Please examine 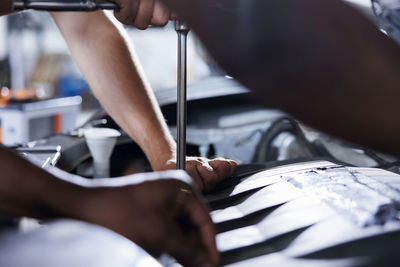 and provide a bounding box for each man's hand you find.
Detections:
[111,0,173,29]
[162,157,237,192]
[83,179,219,267]
[0,144,219,266]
